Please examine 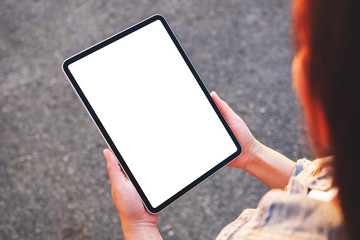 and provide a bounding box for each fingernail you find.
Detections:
[103,149,109,159]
